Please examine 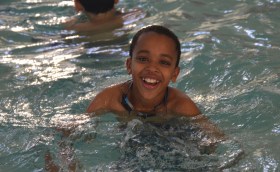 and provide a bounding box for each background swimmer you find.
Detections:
[63,0,143,33]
